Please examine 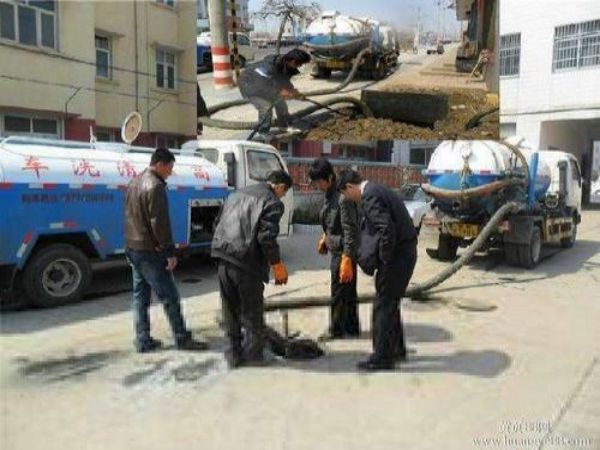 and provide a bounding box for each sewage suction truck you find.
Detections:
[303,10,398,80]
[422,138,582,268]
